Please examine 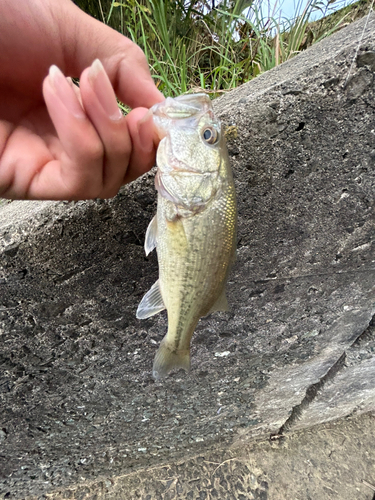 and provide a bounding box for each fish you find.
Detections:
[136,94,237,379]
